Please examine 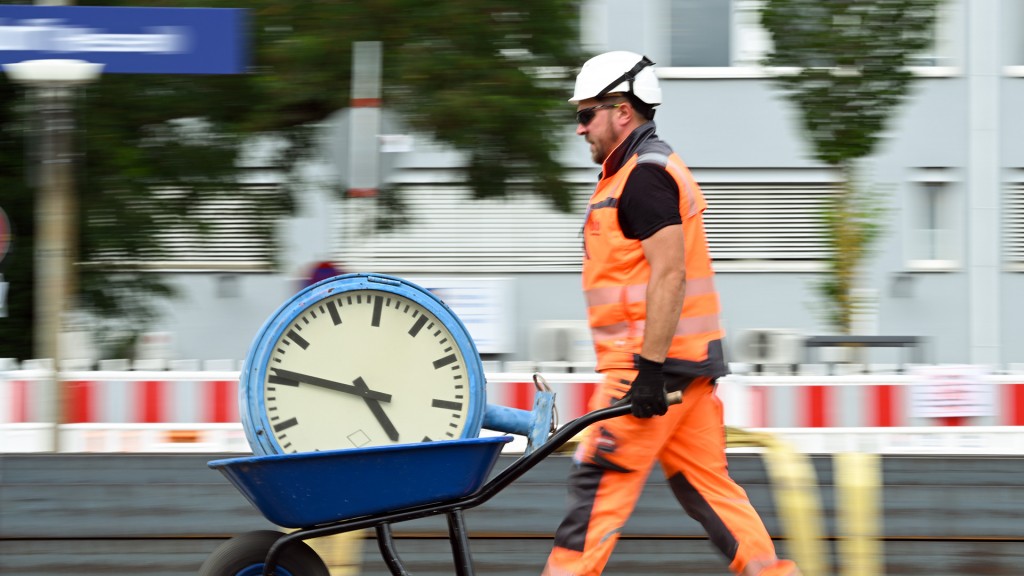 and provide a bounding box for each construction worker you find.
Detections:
[542,51,800,576]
